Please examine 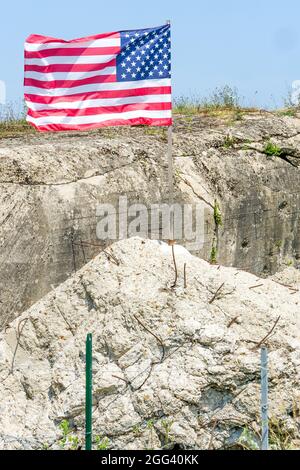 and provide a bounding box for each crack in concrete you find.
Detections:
[240,145,300,168]
[0,160,137,187]
[177,174,214,209]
